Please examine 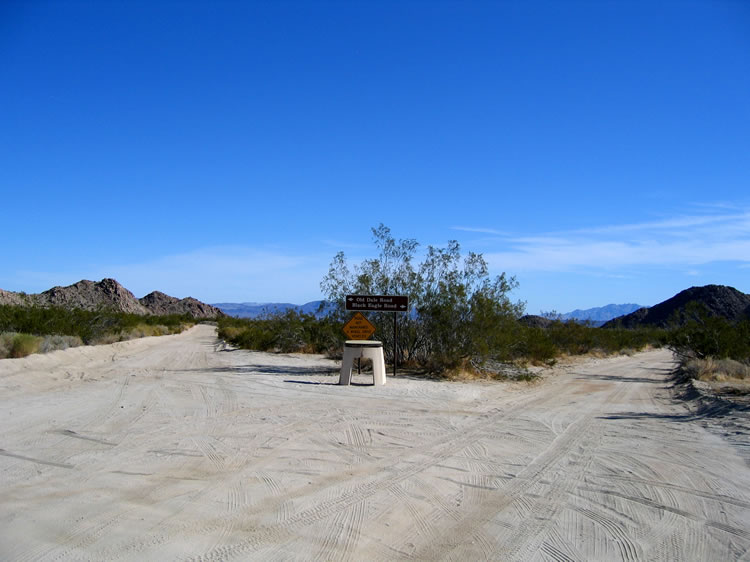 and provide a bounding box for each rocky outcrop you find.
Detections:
[140,291,224,318]
[0,279,223,319]
[38,278,150,314]
[603,285,750,329]
[0,288,29,307]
